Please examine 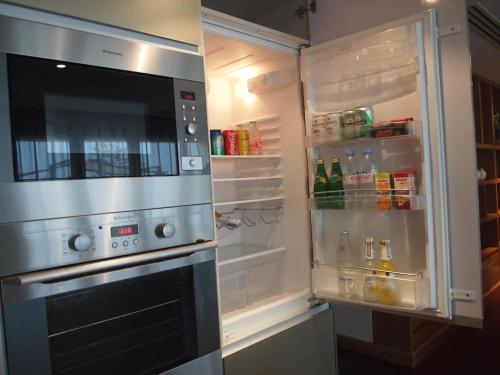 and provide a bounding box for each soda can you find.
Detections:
[210,129,224,155]
[237,129,250,155]
[223,130,238,155]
